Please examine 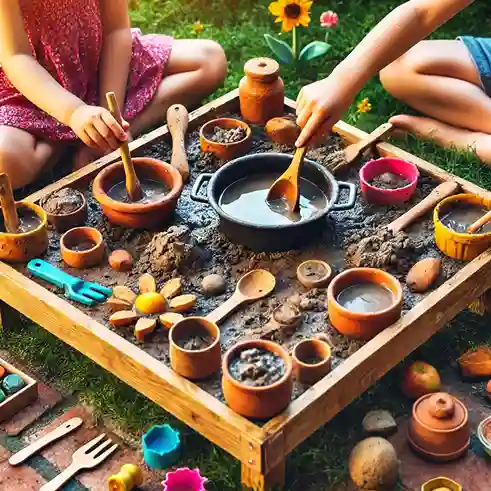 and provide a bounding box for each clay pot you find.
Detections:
[92,157,183,229]
[407,392,470,461]
[327,268,403,340]
[42,189,87,232]
[169,317,221,380]
[200,118,252,161]
[239,58,284,124]
[222,339,293,419]
[0,202,48,263]
[477,415,491,457]
[292,338,332,385]
[60,227,105,269]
